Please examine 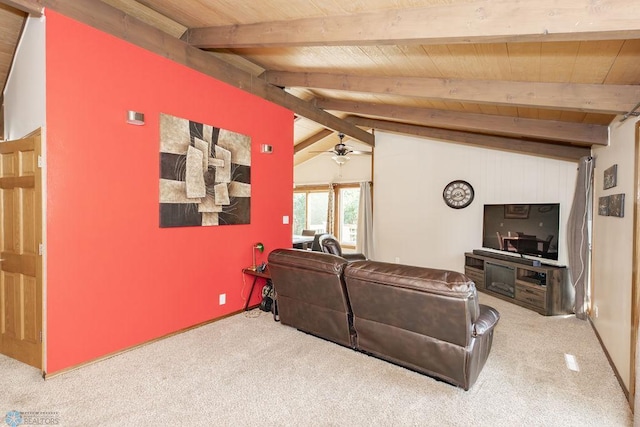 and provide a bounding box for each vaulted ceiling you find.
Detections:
[2,0,640,163]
